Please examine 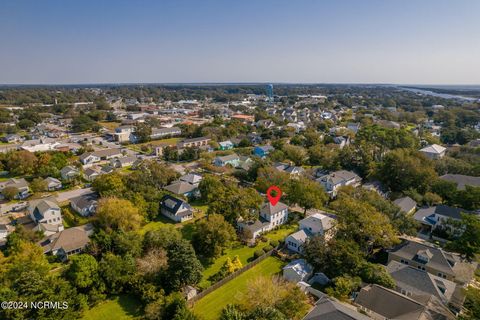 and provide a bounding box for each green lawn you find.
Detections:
[62,206,90,228]
[198,224,297,289]
[82,295,143,320]
[193,256,285,320]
